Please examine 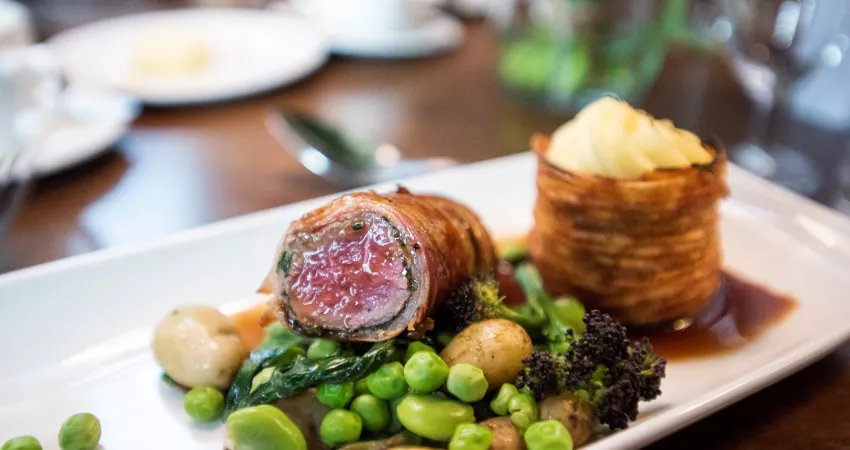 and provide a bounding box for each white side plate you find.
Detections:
[2,153,850,449]
[49,9,329,106]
